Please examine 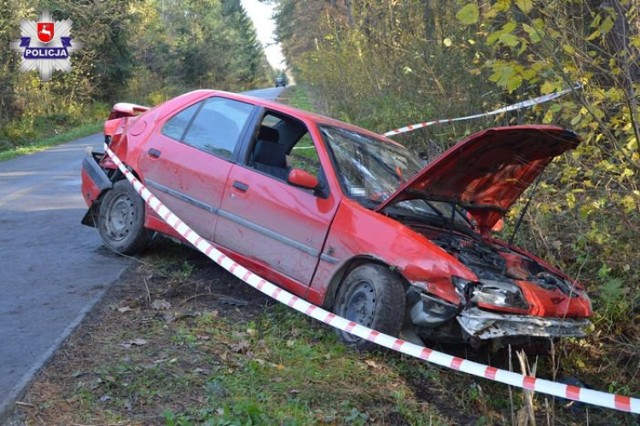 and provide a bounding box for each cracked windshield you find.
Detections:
[321,126,422,202]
